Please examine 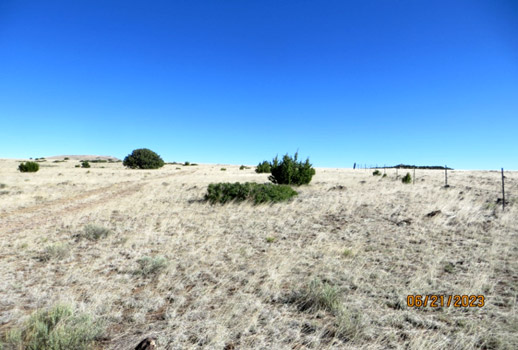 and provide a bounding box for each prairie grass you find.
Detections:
[0,304,103,350]
[0,160,516,349]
